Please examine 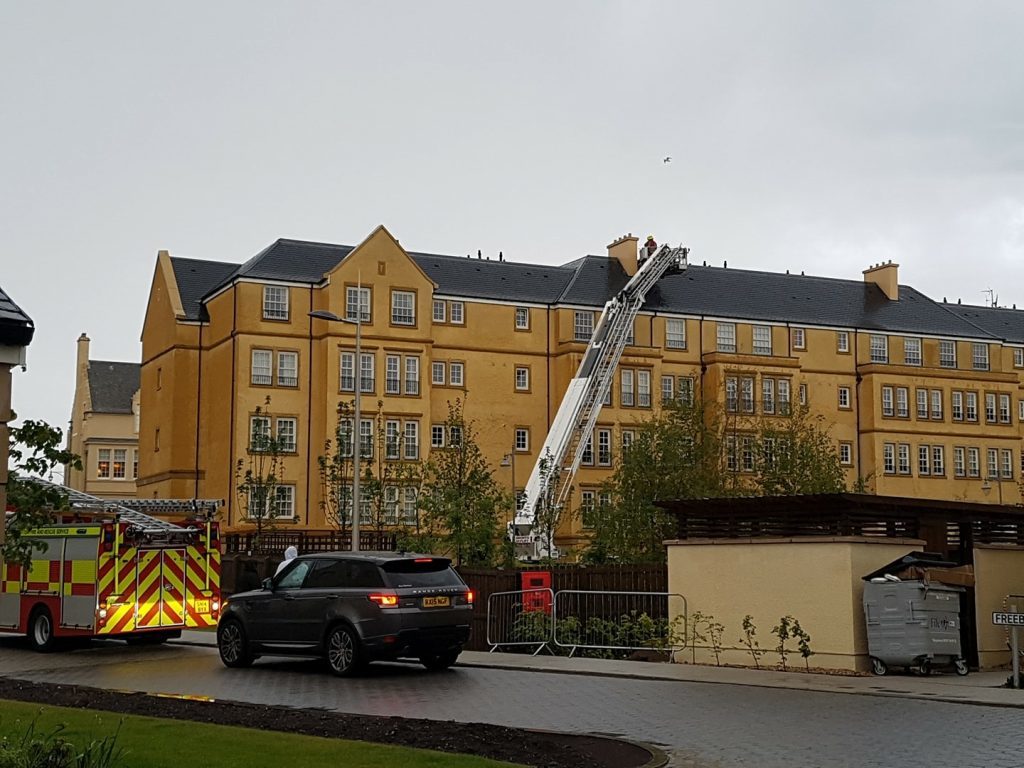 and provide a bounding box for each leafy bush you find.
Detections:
[506,609,682,660]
